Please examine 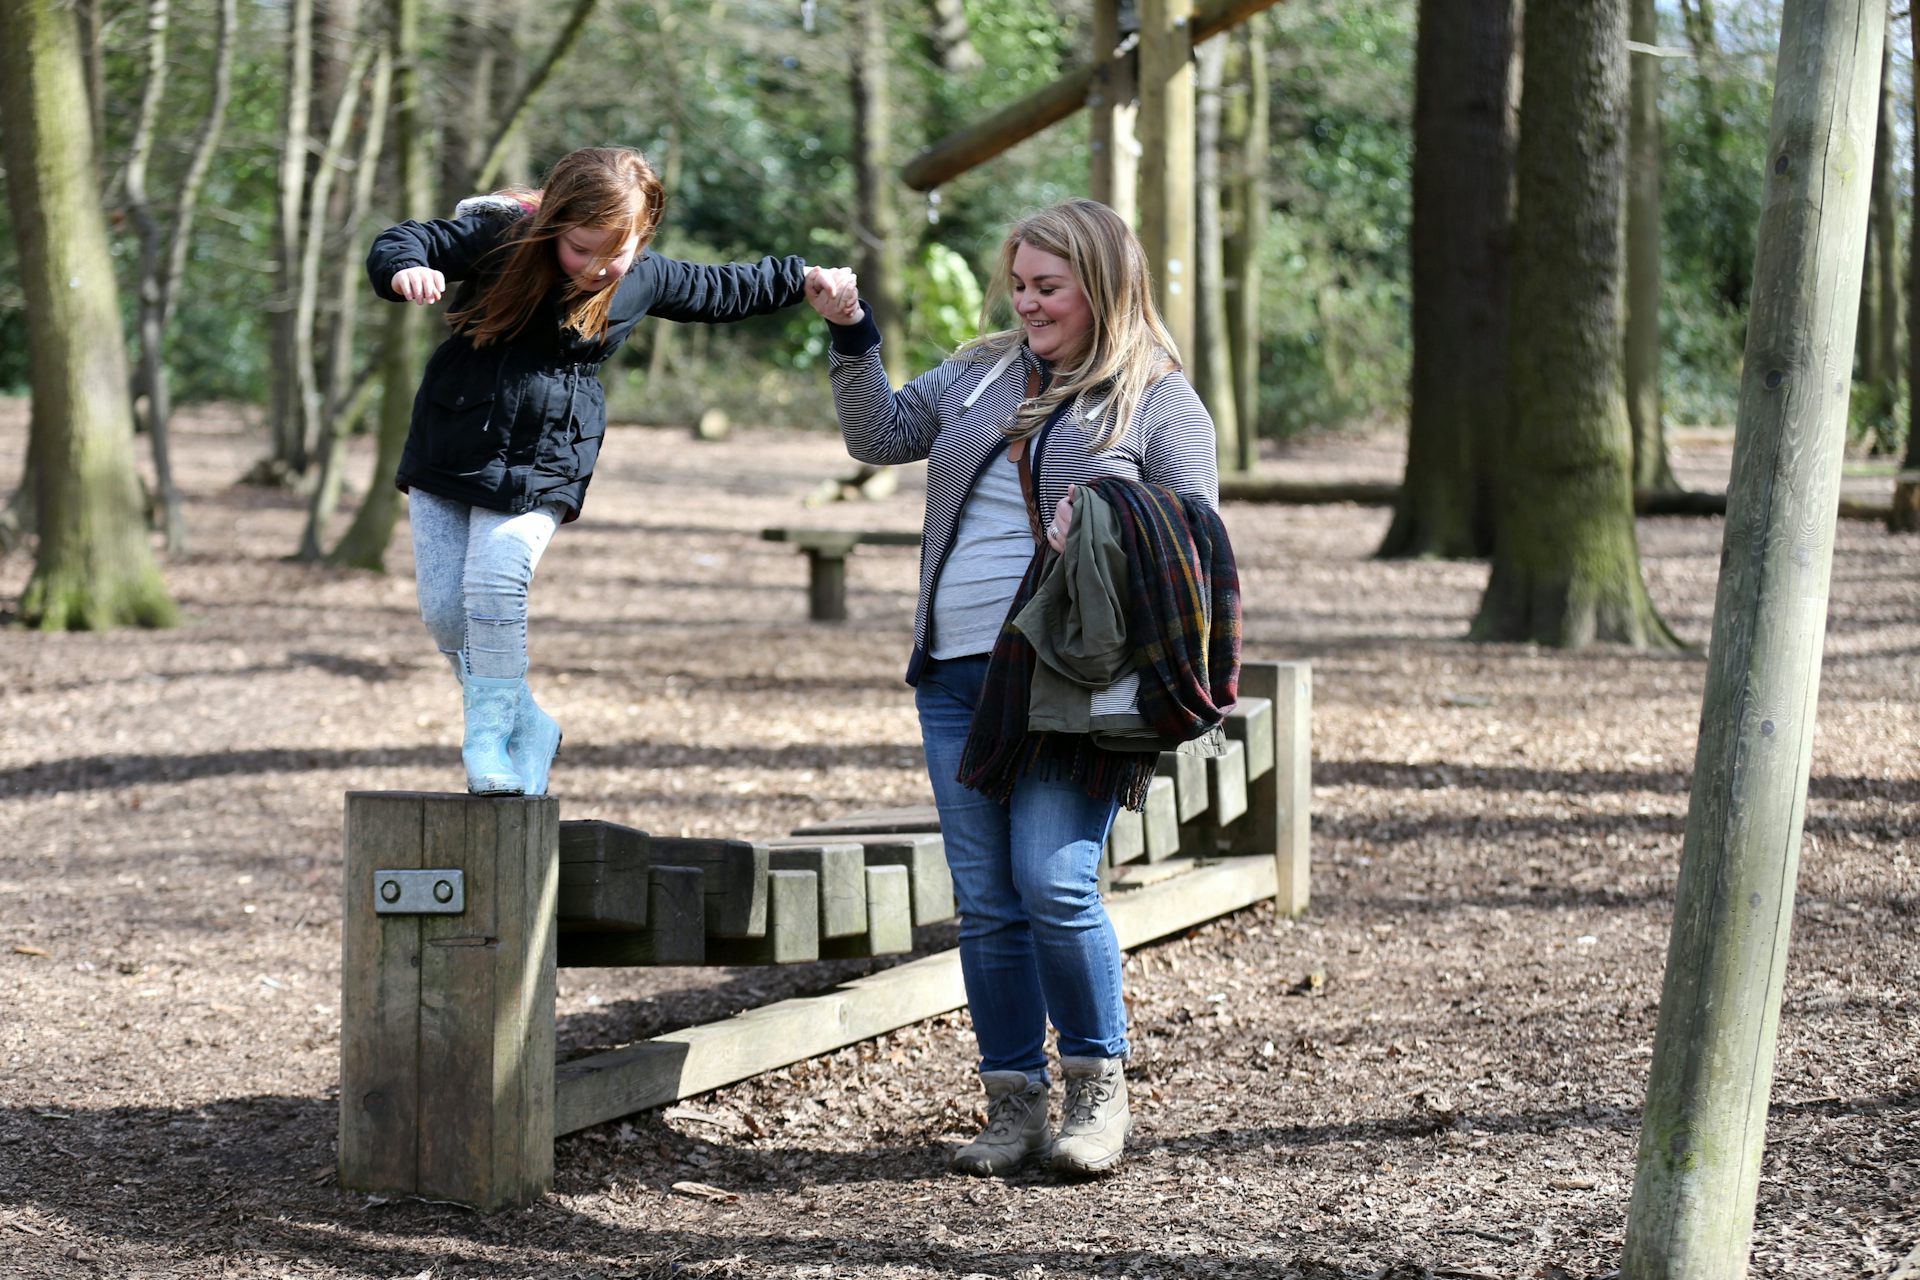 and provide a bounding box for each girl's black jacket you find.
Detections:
[368,200,809,518]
